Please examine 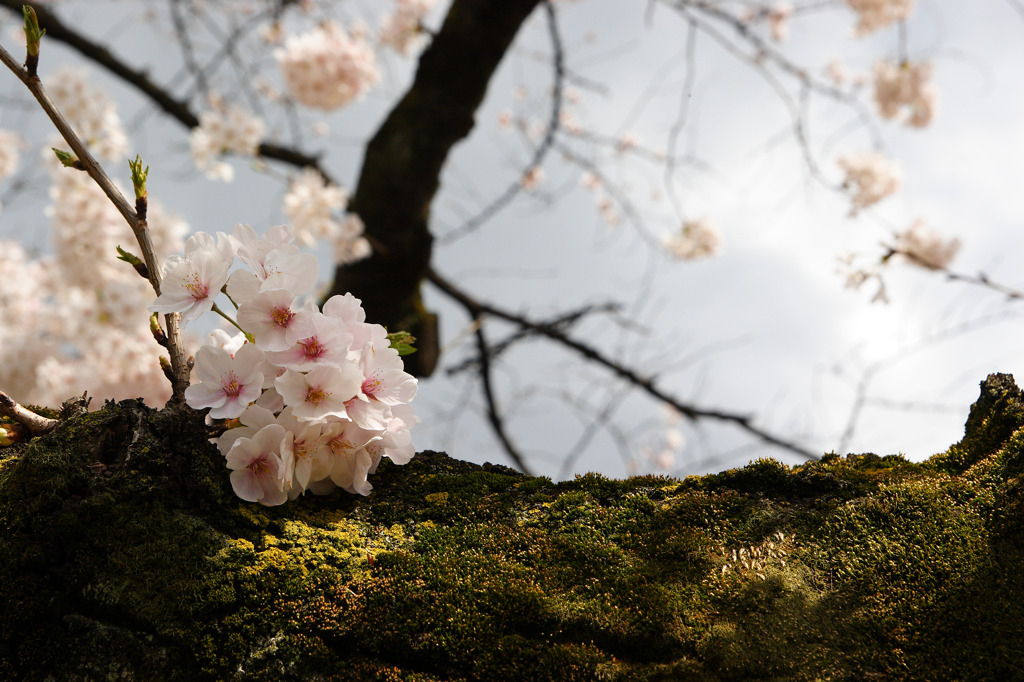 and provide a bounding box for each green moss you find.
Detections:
[3,378,1024,679]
